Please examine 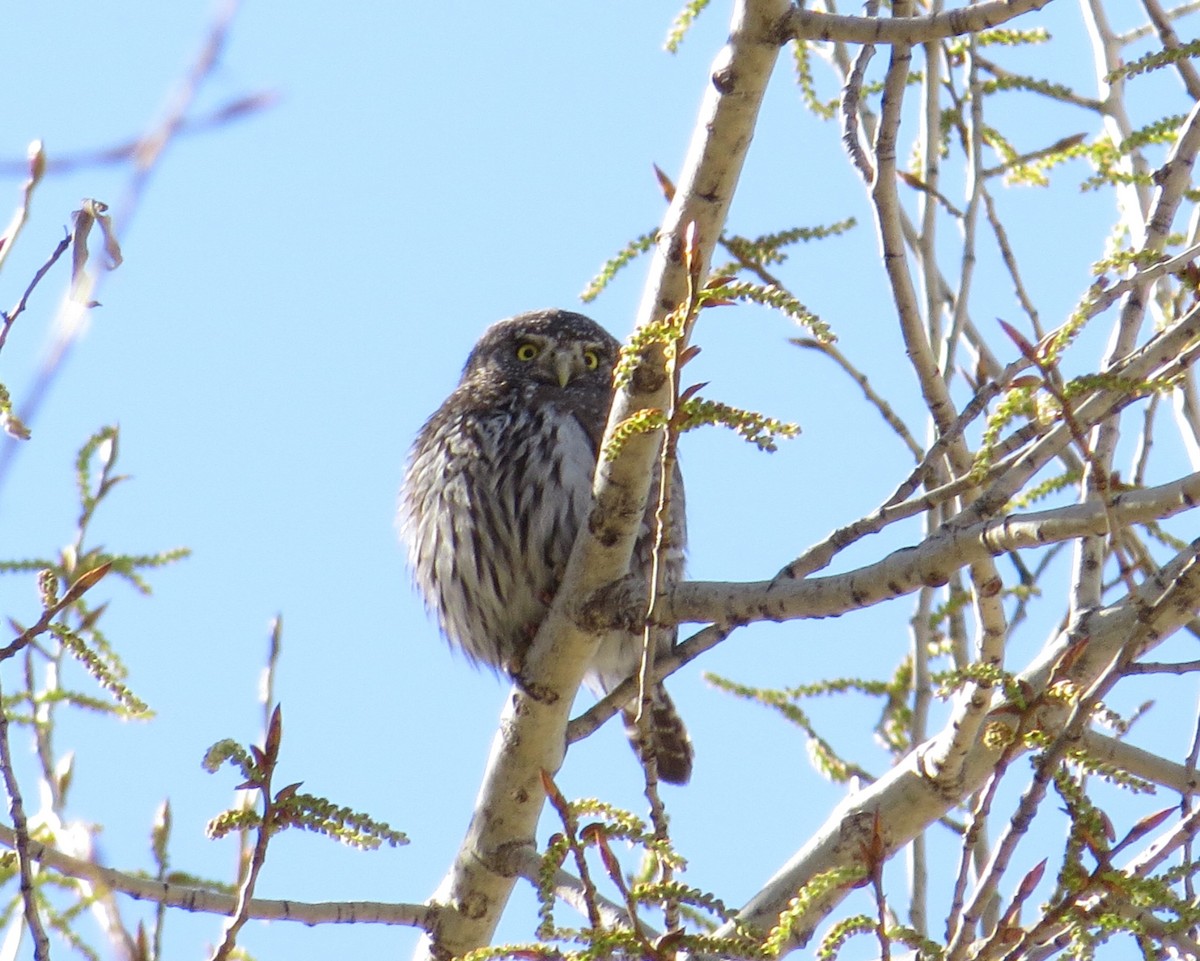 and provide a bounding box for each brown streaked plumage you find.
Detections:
[399,309,692,784]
